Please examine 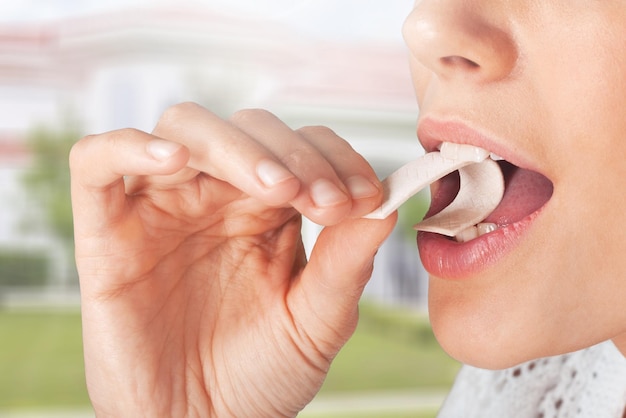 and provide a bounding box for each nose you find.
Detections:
[403,1,518,83]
